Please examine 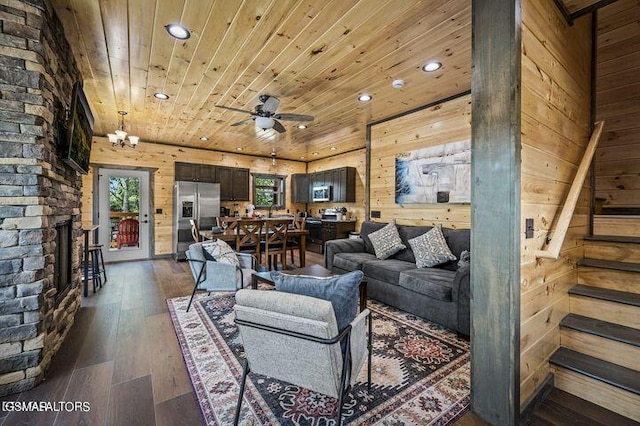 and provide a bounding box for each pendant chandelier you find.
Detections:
[108,111,139,148]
